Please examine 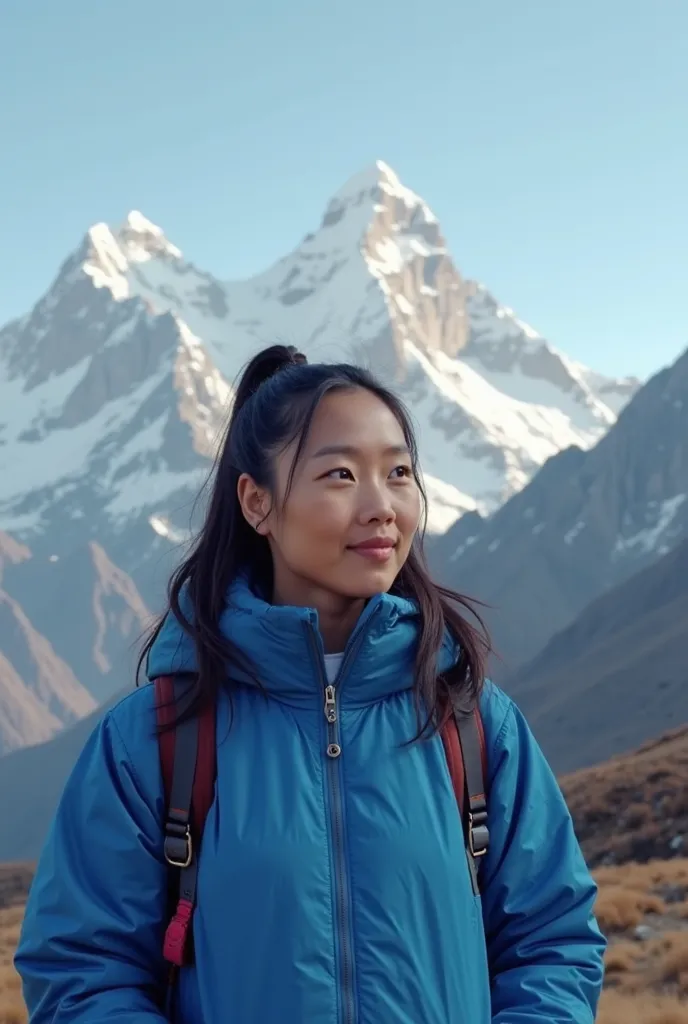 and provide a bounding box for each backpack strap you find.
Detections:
[154,675,216,979]
[440,705,489,895]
